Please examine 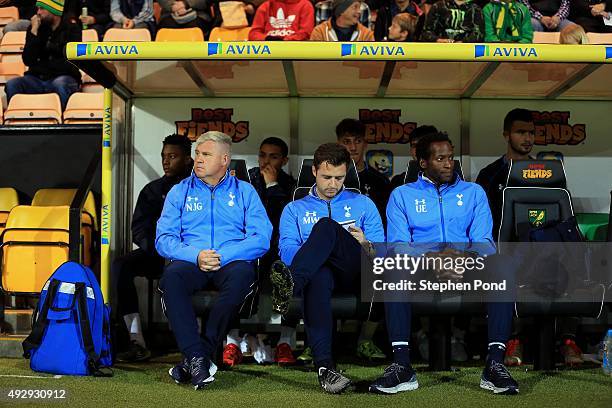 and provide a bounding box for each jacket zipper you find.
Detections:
[437,188,447,243]
[327,201,331,218]
[210,189,215,249]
